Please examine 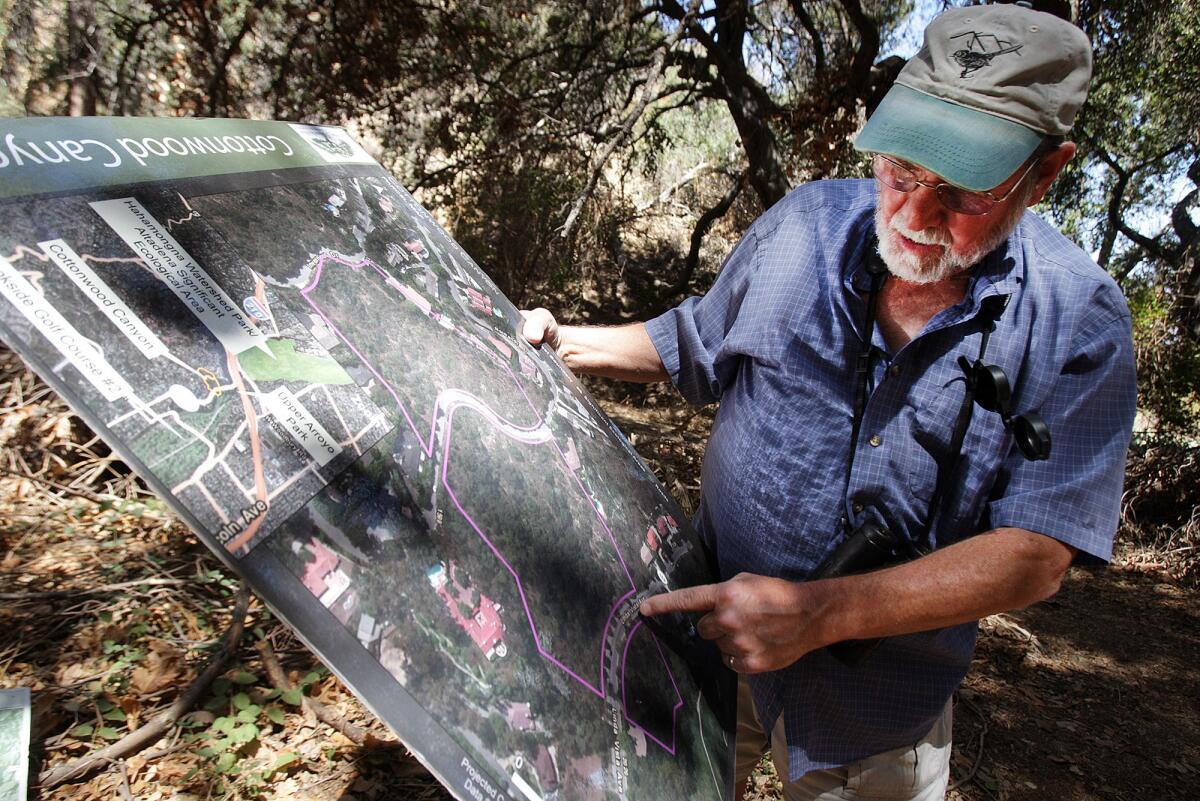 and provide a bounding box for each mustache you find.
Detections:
[889,221,951,247]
